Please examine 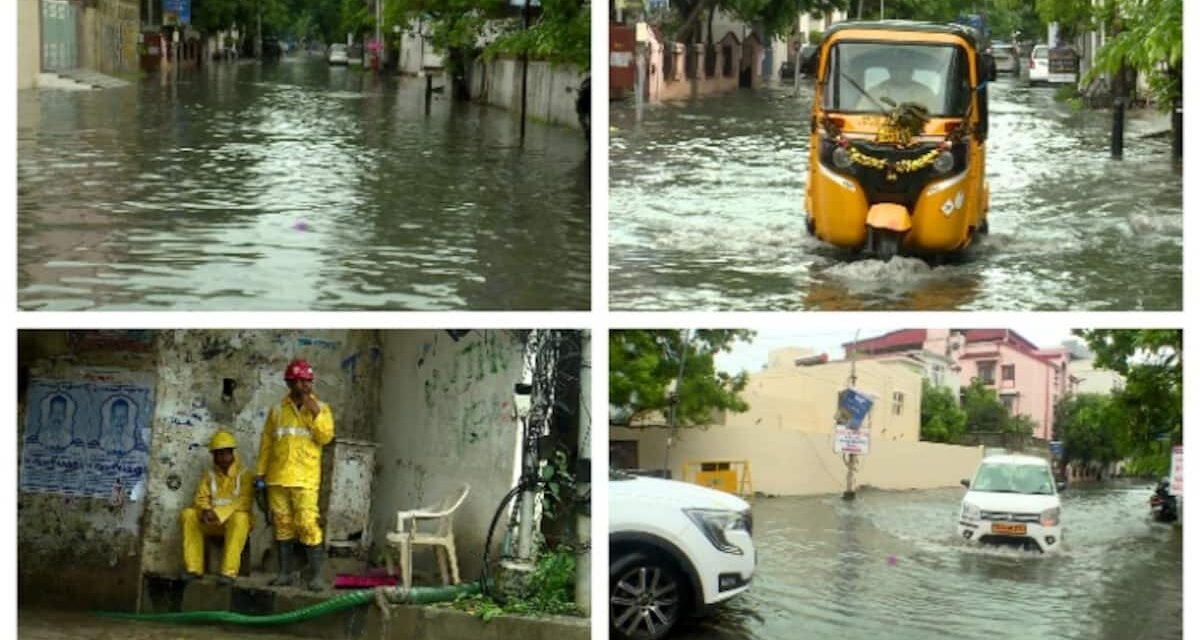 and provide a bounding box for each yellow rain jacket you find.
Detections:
[255,394,335,490]
[193,455,255,523]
